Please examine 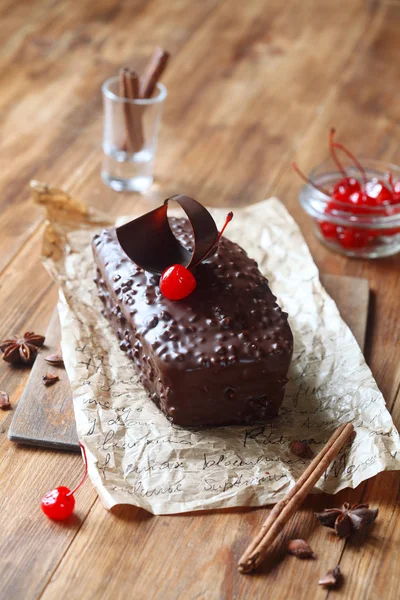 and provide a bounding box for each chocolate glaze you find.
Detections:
[92,218,293,427]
